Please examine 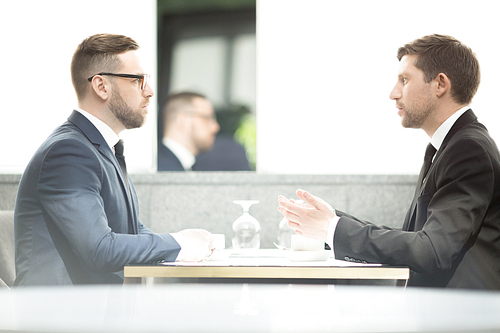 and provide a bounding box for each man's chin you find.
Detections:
[401,119,420,129]
[124,116,146,130]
